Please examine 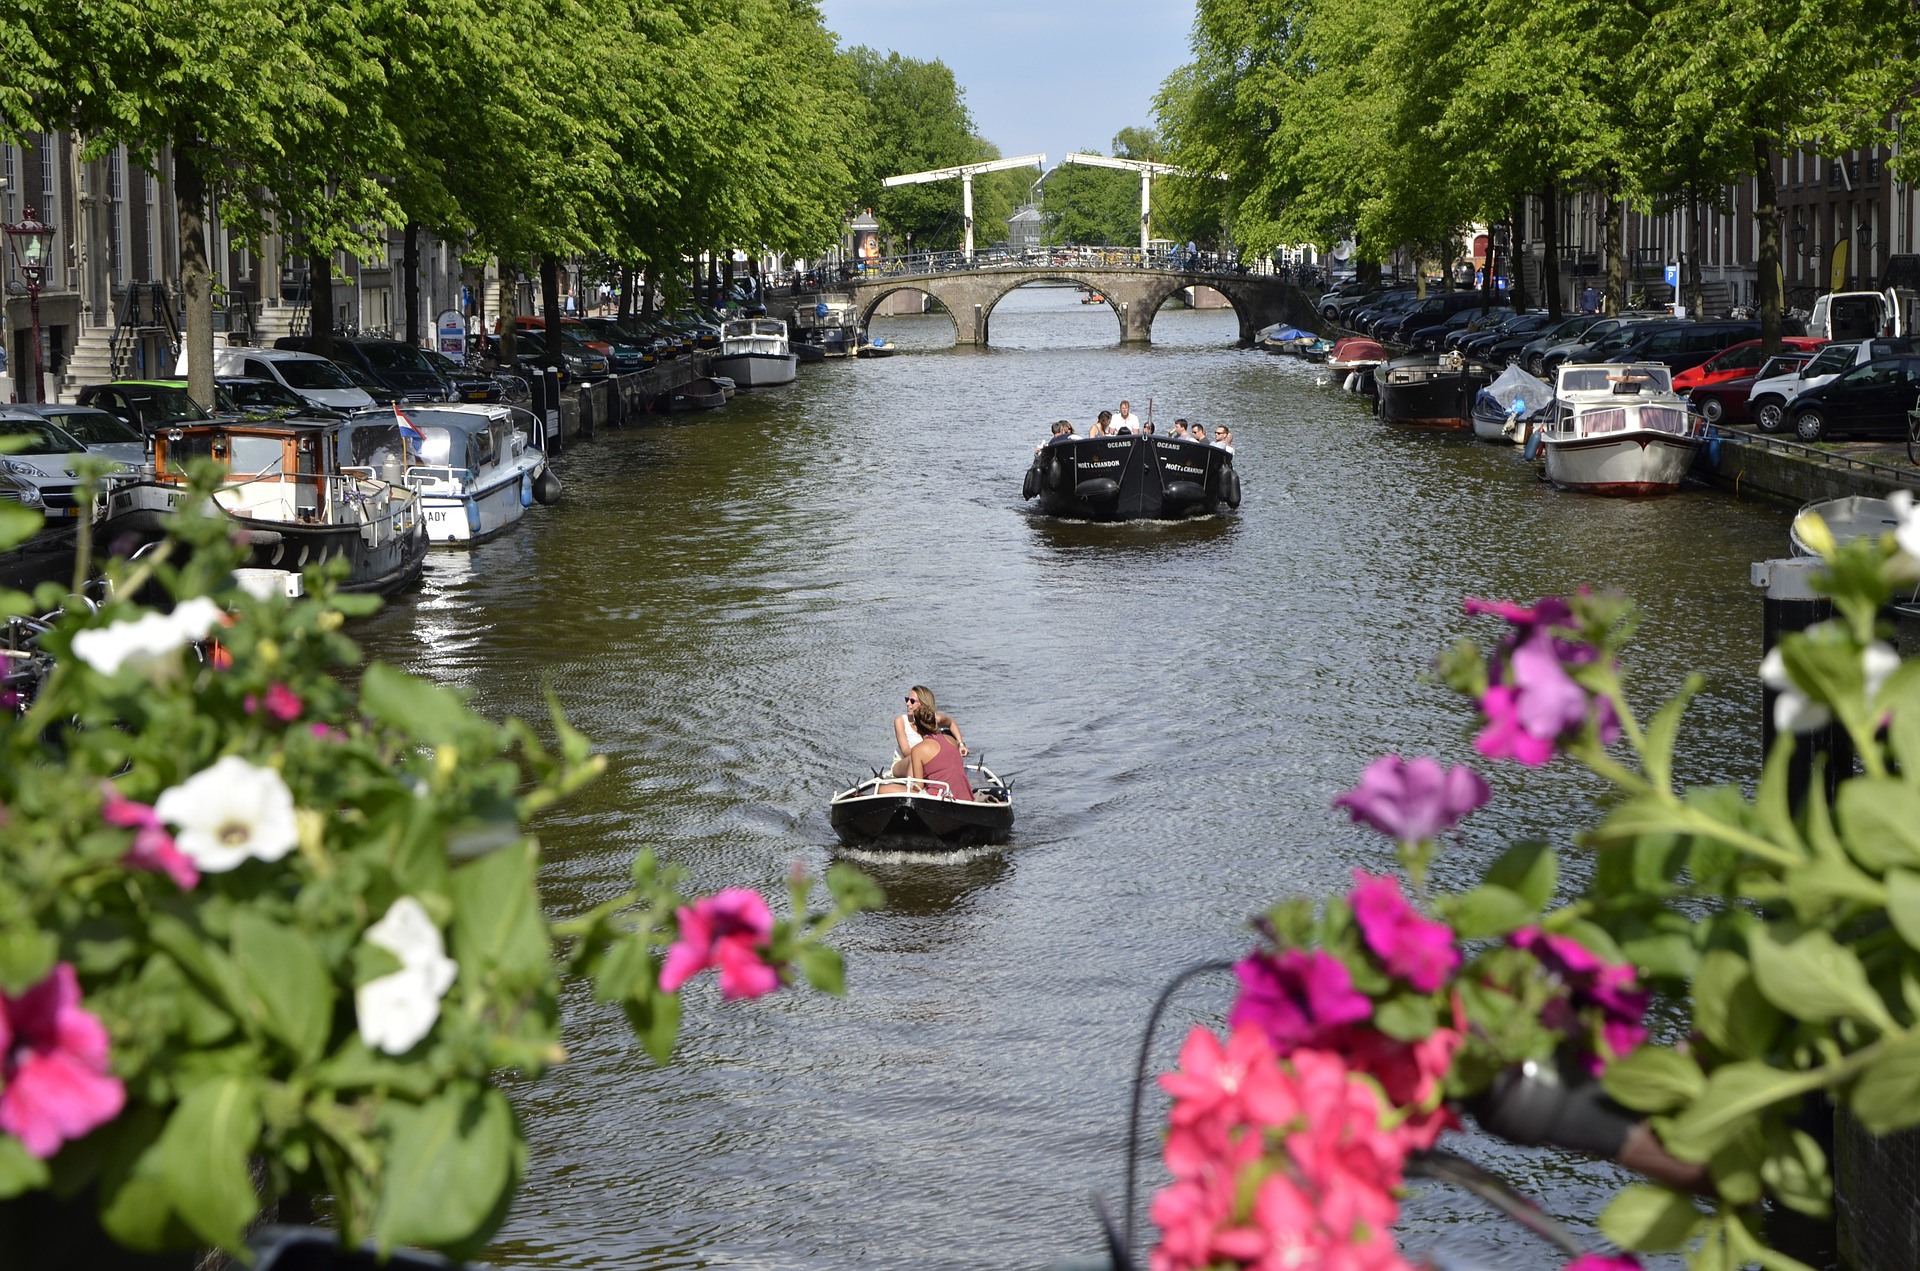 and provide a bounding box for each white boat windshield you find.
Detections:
[1558,363,1673,395]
